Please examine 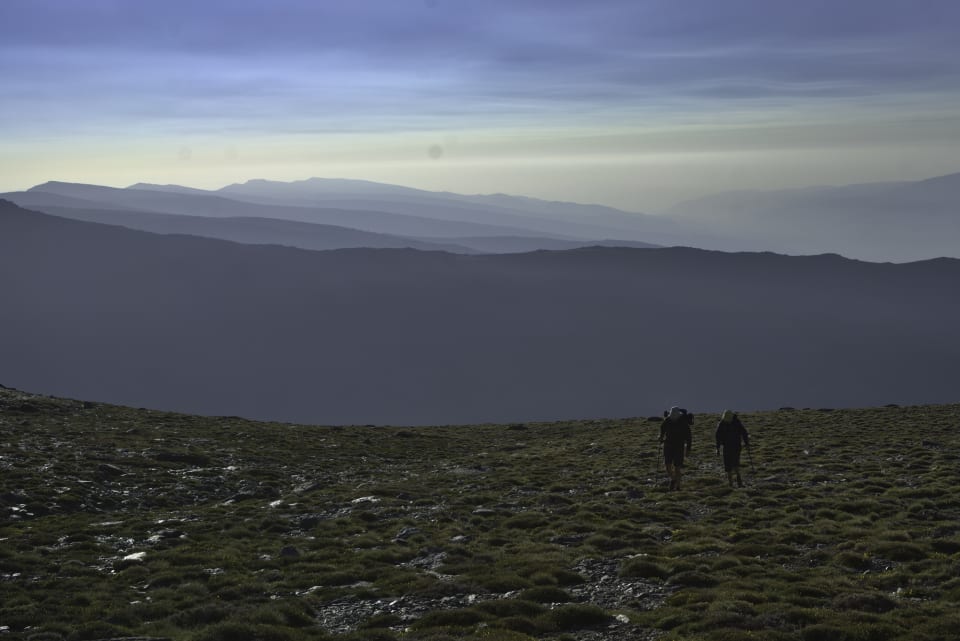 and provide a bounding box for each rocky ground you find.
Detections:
[4,385,960,641]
